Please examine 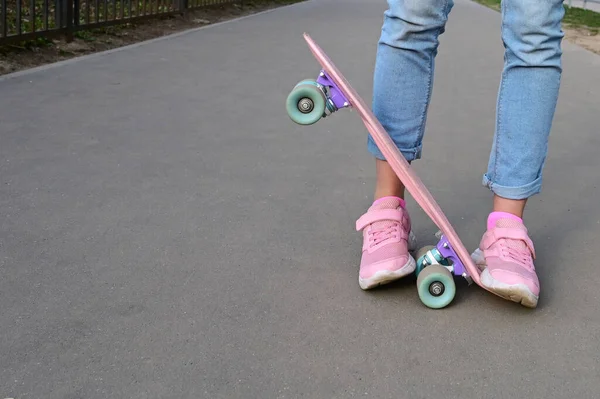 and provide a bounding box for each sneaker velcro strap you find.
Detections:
[356,209,405,231]
[483,227,536,259]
